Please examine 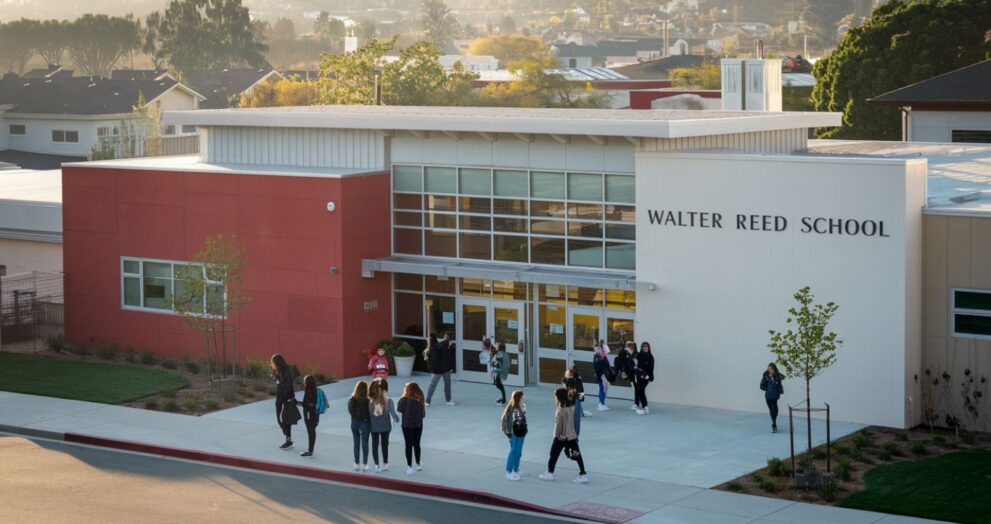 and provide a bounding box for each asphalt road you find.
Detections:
[0,435,571,524]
